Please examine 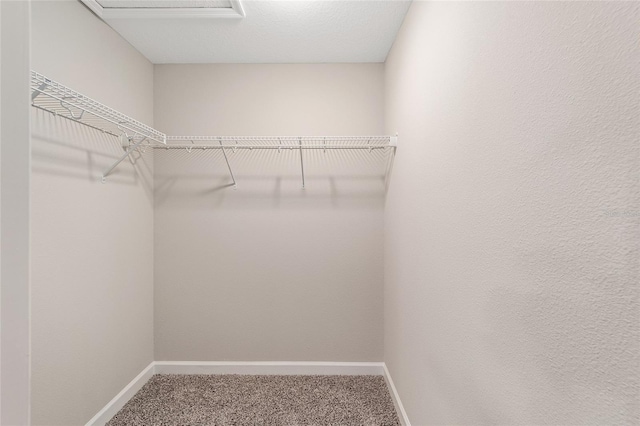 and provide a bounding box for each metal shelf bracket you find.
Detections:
[299,137,305,190]
[101,137,147,183]
[219,138,237,189]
